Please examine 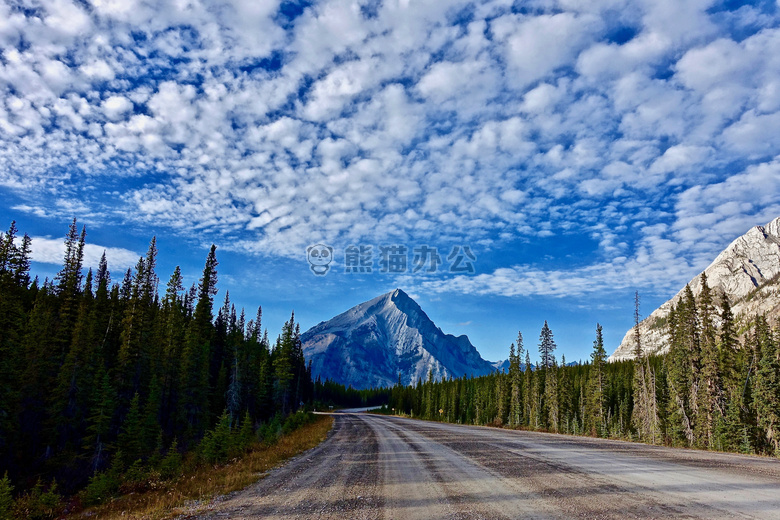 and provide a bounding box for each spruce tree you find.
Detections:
[538,321,556,369]
[179,245,218,439]
[509,336,522,427]
[524,350,533,427]
[753,317,780,455]
[696,273,721,448]
[586,323,607,435]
